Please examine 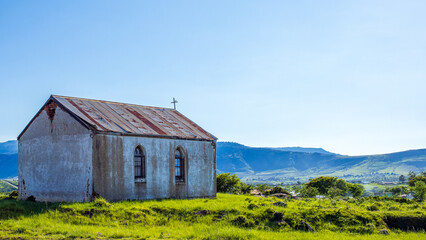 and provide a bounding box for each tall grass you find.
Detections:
[0,193,425,239]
